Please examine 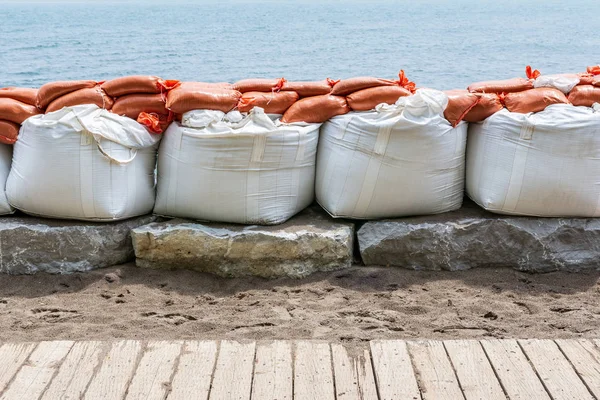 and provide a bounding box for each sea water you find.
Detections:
[0,0,598,89]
